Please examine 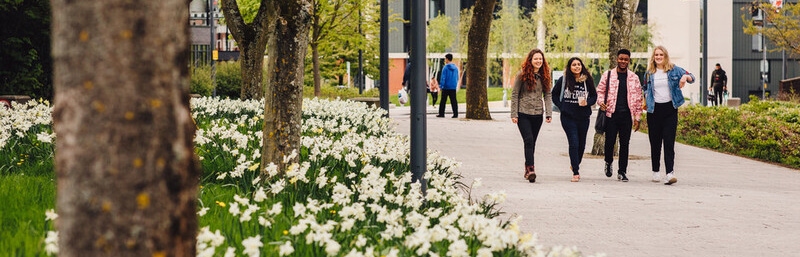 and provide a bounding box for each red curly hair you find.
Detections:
[520,49,551,92]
